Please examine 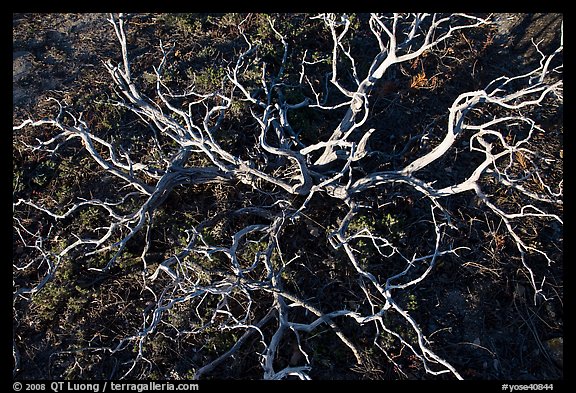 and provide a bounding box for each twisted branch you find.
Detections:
[13,13,562,380]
